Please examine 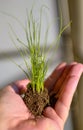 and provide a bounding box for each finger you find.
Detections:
[54,63,83,123]
[53,62,77,98]
[43,106,63,129]
[11,79,30,94]
[44,62,67,91]
[49,64,72,107]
